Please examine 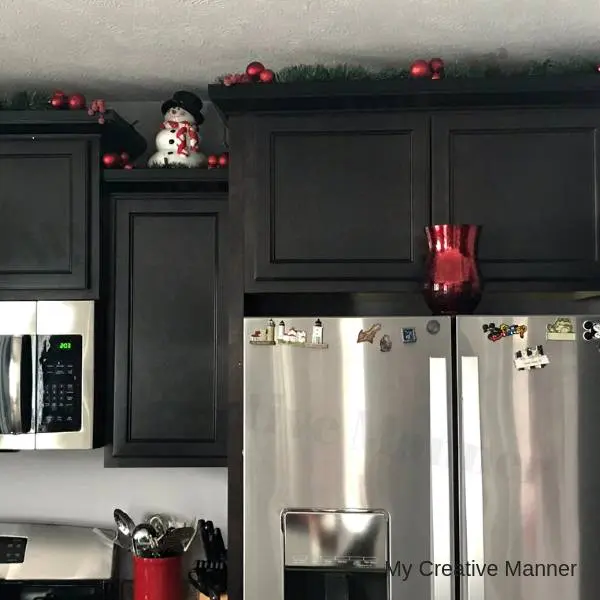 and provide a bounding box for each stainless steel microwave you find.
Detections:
[0,301,94,450]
